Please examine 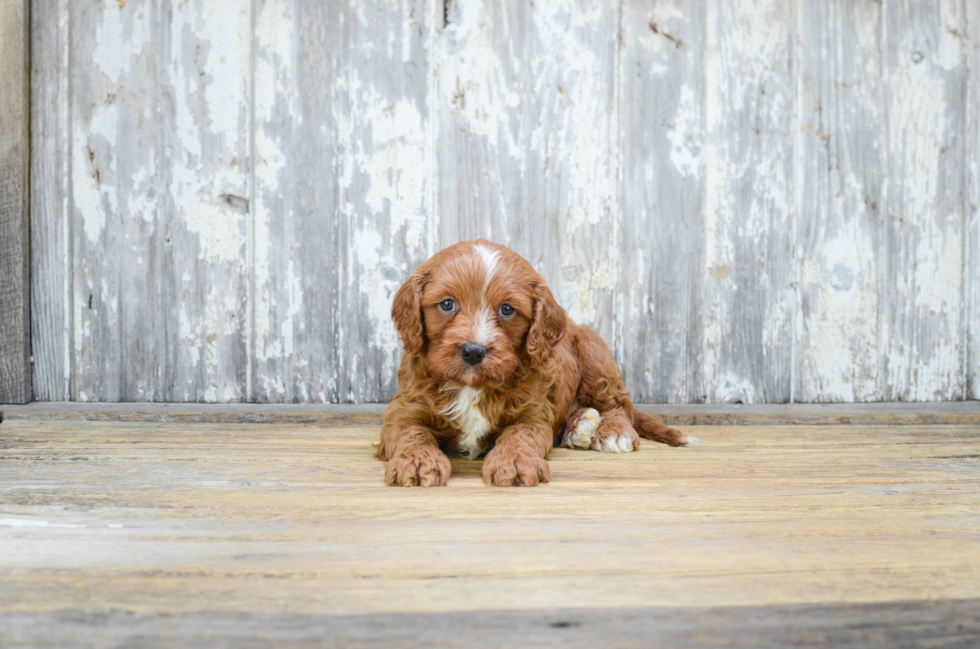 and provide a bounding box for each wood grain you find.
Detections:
[29,0,71,402]
[3,601,980,648]
[0,0,31,404]
[251,0,345,404]
[796,0,883,402]
[1,417,979,644]
[436,0,528,244]
[68,0,154,401]
[336,0,437,403]
[619,0,704,403]
[968,0,979,401]
[881,0,967,401]
[437,0,624,354]
[523,0,621,350]
[701,0,795,404]
[62,0,252,402]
